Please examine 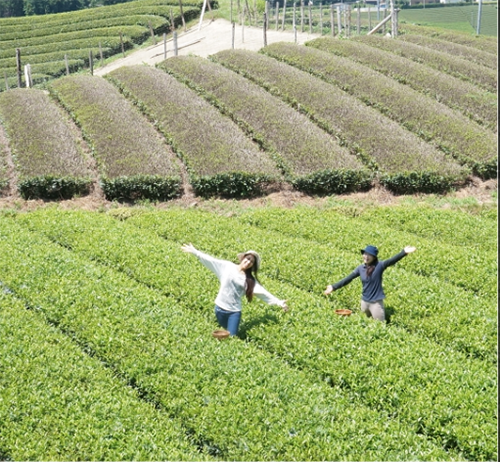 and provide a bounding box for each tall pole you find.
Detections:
[476,0,482,35]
